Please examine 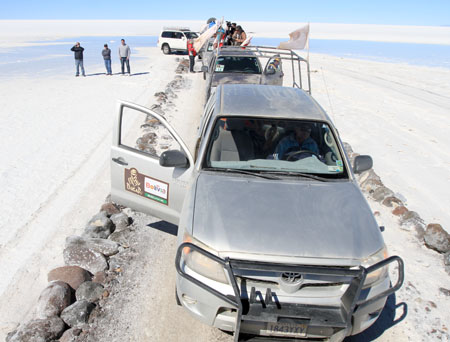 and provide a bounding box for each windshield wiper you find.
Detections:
[204,167,280,180]
[262,171,333,182]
